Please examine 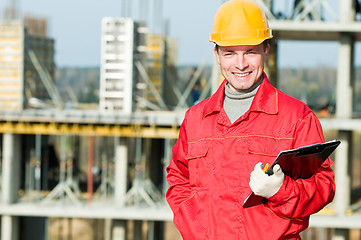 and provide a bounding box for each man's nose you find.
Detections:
[236,54,248,70]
